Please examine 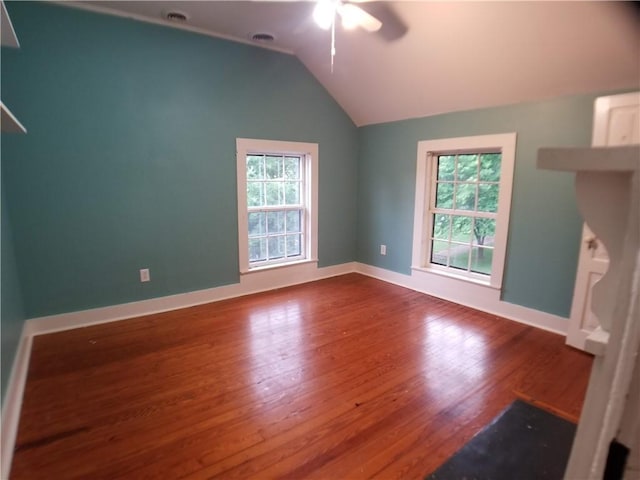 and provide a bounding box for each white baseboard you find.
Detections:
[354,262,569,335]
[27,261,358,336]
[1,329,33,480]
